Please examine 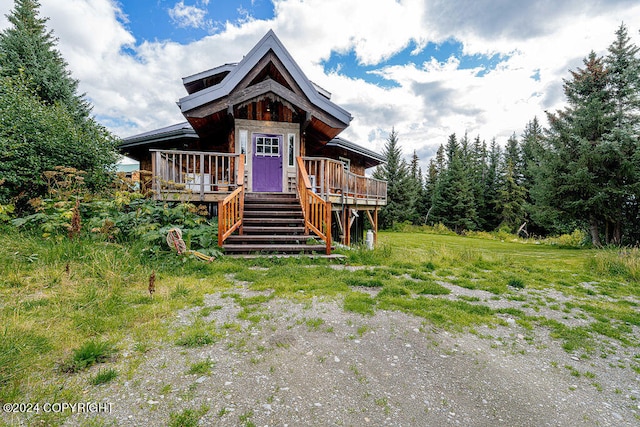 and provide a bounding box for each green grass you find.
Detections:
[186,357,215,375]
[63,340,116,373]
[1,227,639,409]
[168,405,209,427]
[175,320,221,348]
[344,292,376,315]
[89,368,118,385]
